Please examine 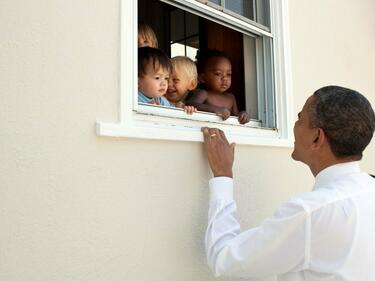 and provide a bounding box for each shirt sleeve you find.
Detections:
[205,177,310,279]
